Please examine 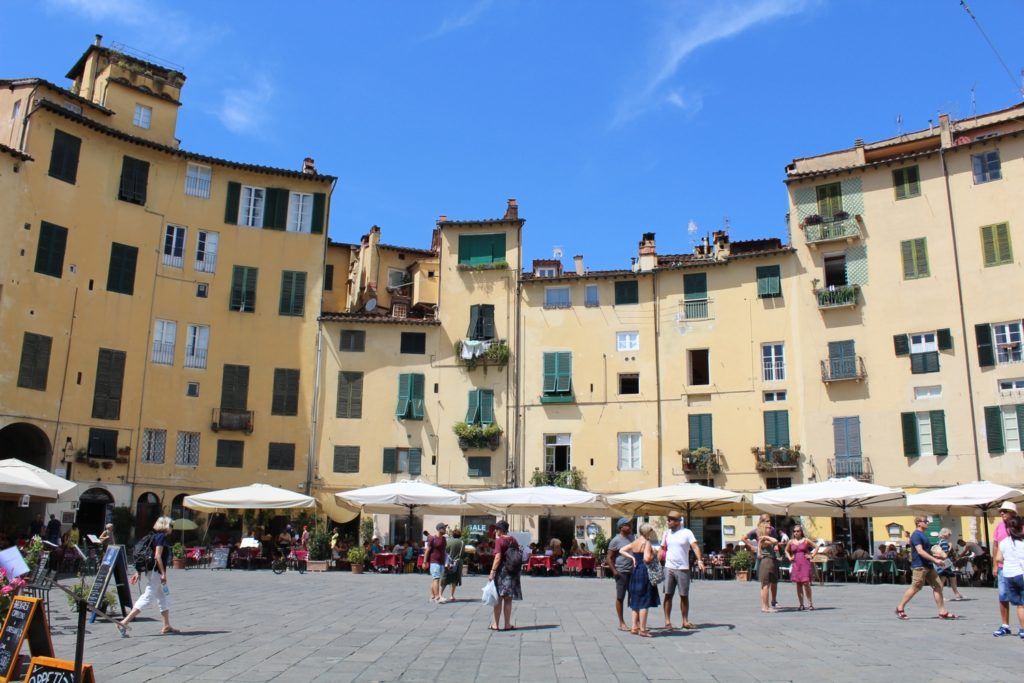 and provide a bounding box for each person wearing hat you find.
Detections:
[426,522,449,603]
[607,517,635,631]
[488,519,522,630]
[993,500,1019,636]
